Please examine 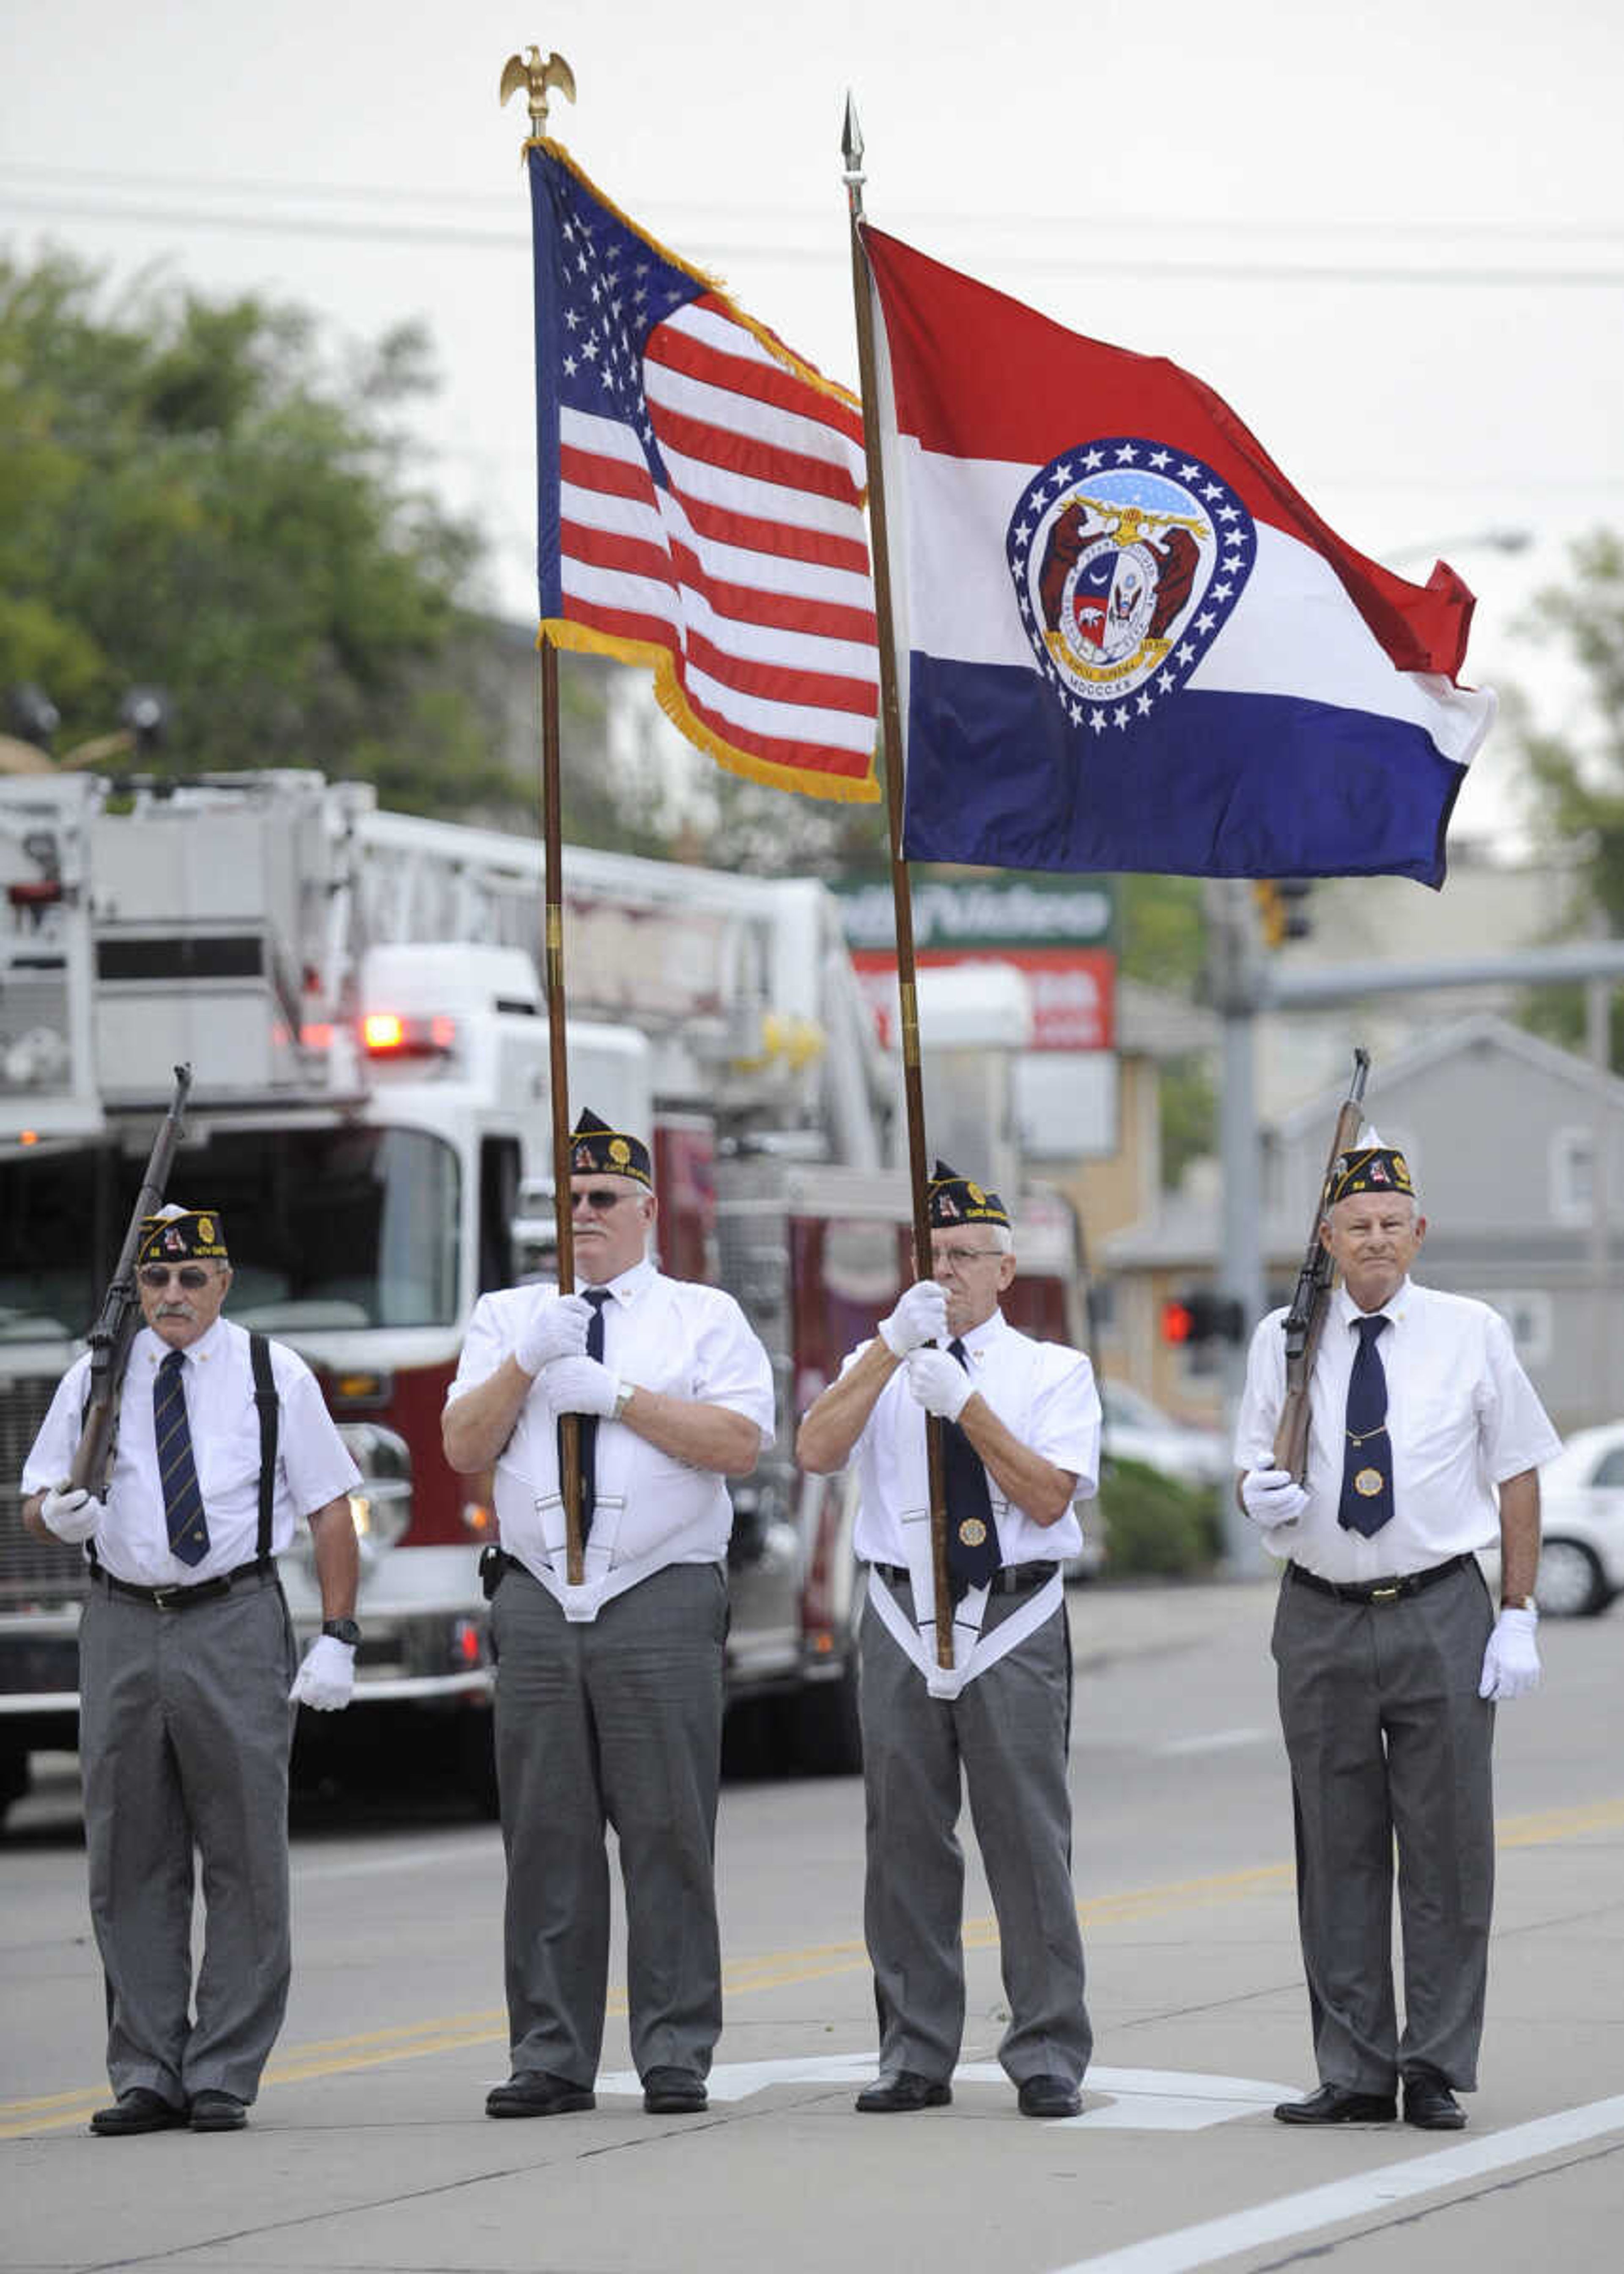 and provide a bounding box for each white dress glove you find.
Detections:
[289,1635,356,1711]
[515,1291,592,1376]
[41,1484,104,1544]
[1479,1606,1540,1702]
[878,1280,949,1358]
[904,1347,972,1422]
[1240,1468,1311,1529]
[544,1353,620,1419]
